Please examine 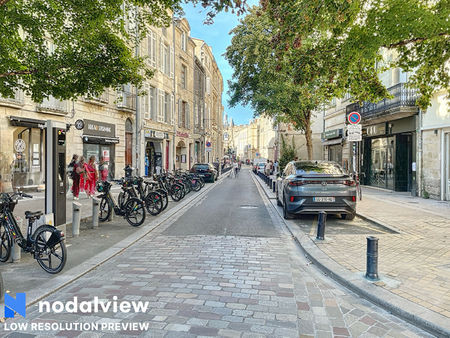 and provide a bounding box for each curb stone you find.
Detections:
[0,173,229,313]
[252,172,450,338]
